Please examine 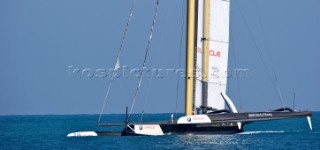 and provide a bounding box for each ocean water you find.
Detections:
[1,112,319,149]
